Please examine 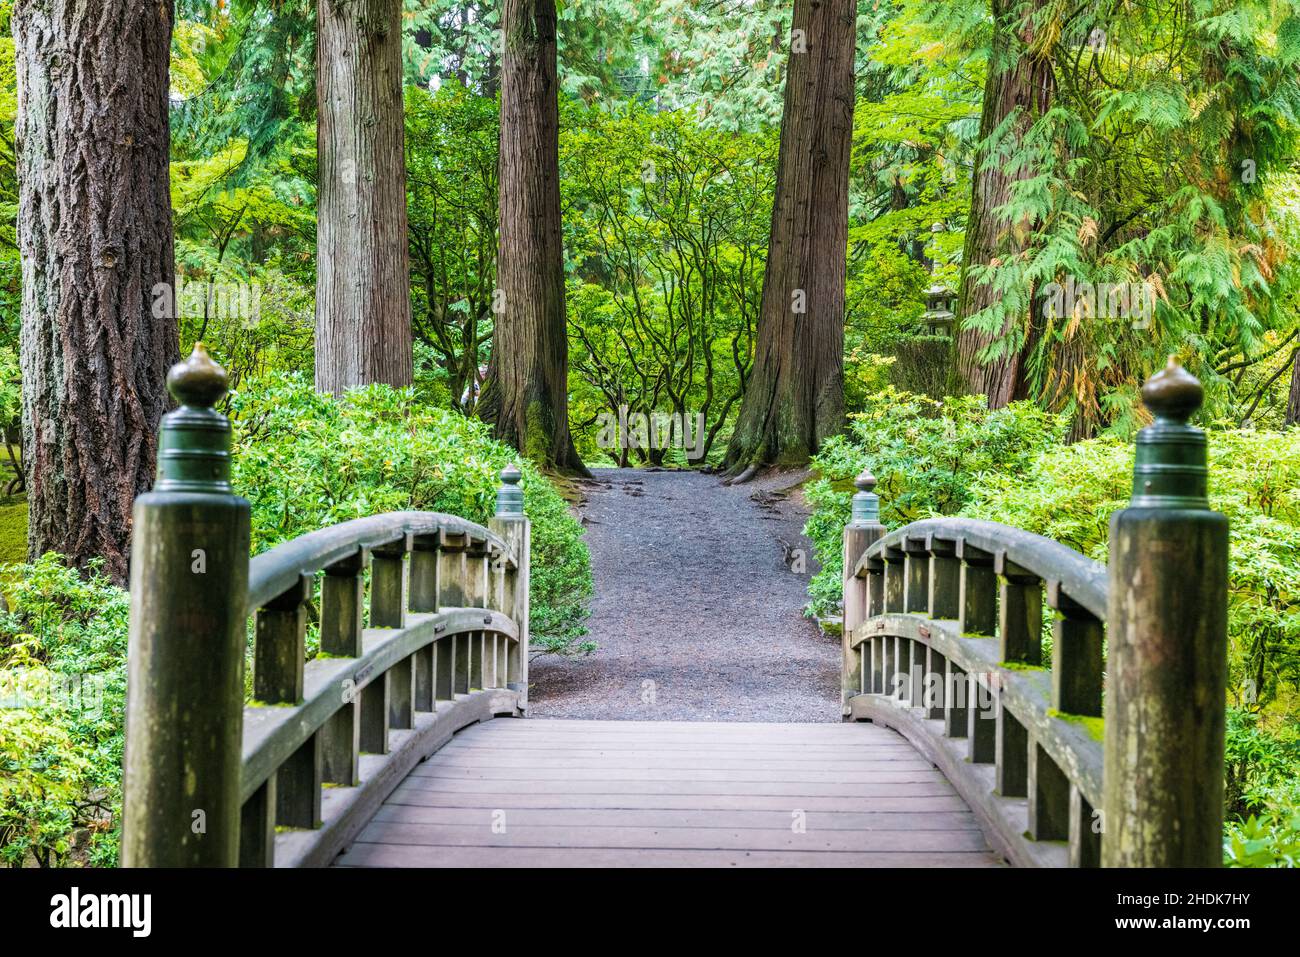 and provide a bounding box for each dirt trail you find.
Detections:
[528,468,840,722]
